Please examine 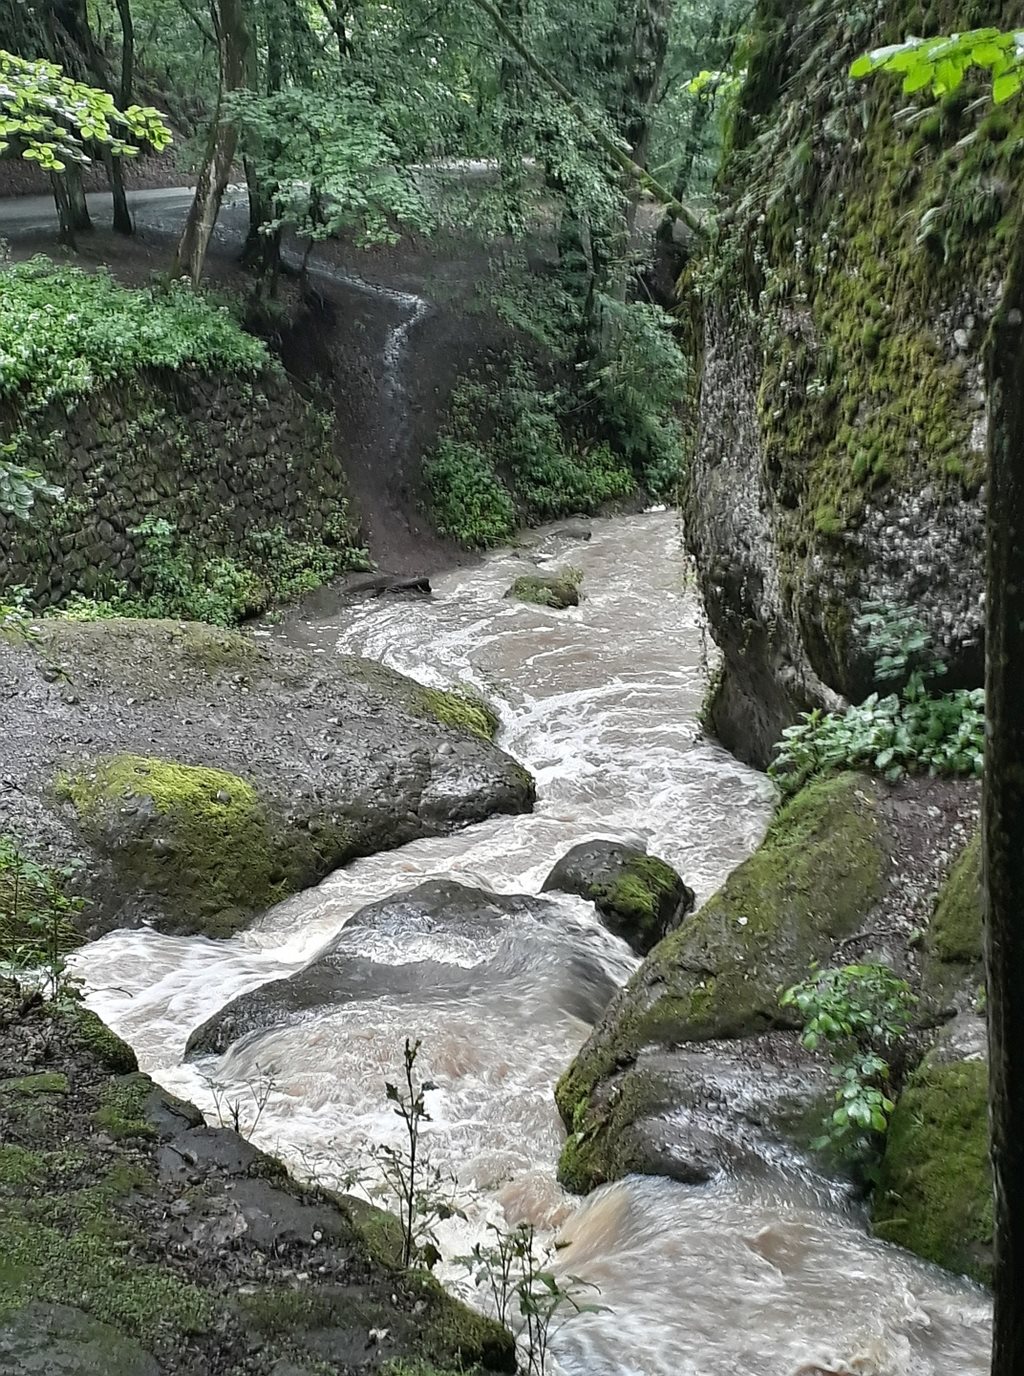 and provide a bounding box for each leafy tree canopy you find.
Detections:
[0,48,171,171]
